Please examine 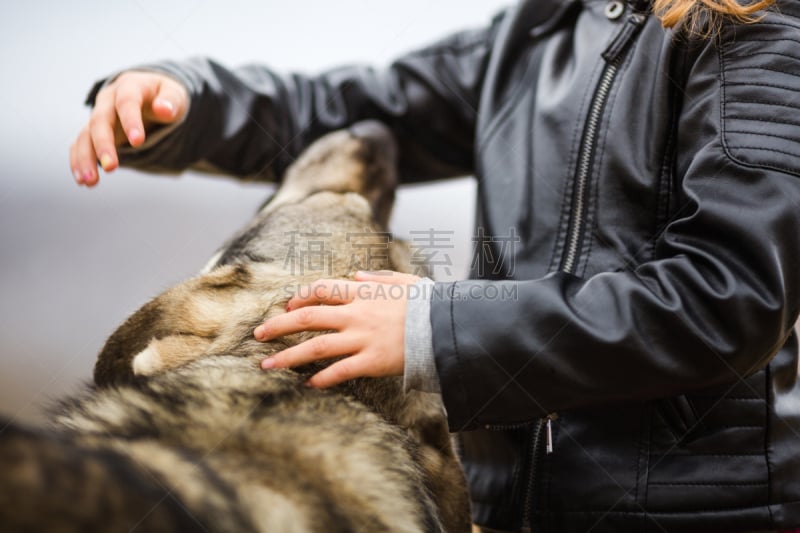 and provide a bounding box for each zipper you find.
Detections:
[558,13,647,275]
[517,14,648,532]
[521,416,547,532]
[484,420,547,533]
